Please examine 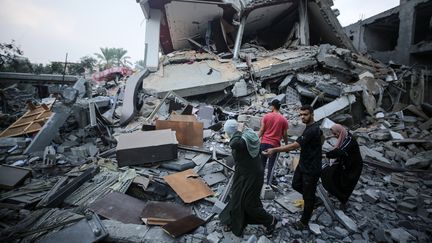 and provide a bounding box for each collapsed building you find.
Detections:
[0,0,431,242]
